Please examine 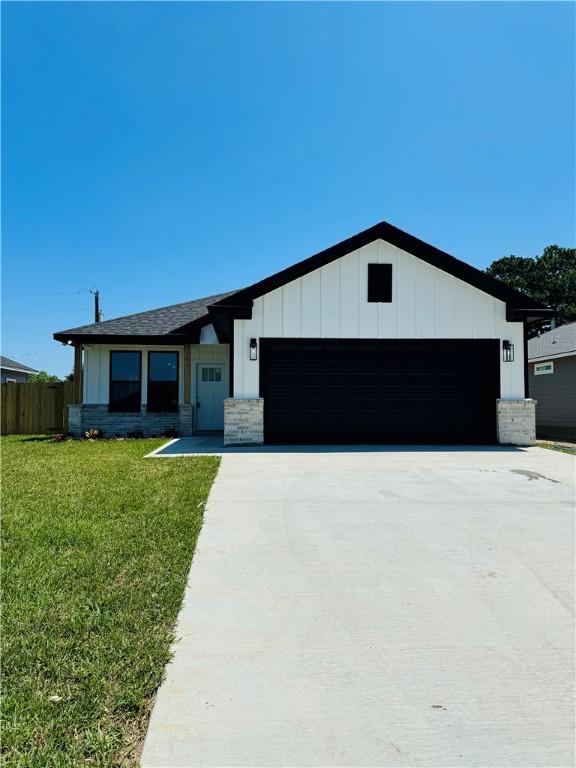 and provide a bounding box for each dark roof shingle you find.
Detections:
[528,322,576,360]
